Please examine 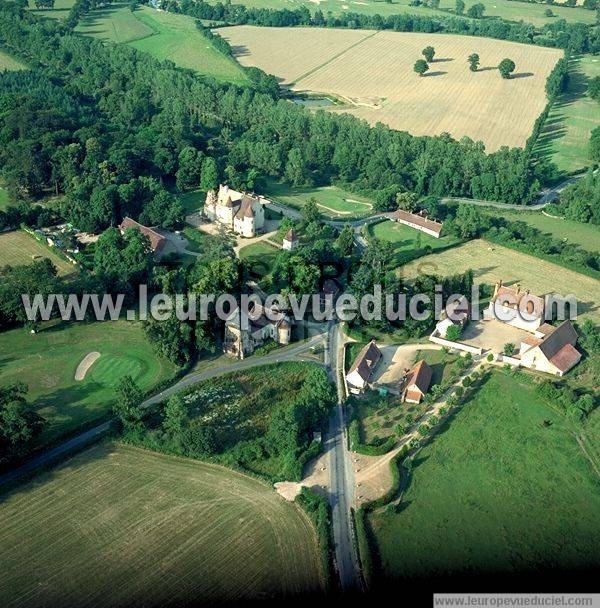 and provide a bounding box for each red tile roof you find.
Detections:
[391,209,443,236]
[406,359,433,396]
[119,217,166,255]
[549,343,581,373]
